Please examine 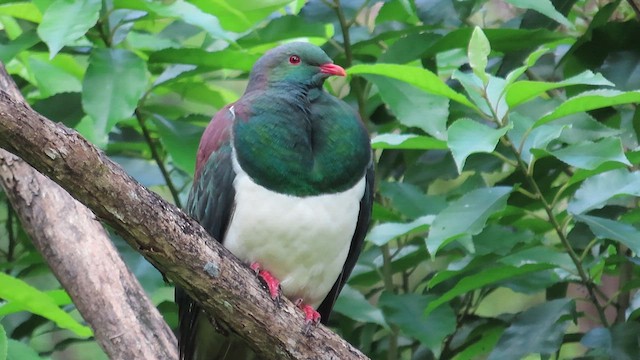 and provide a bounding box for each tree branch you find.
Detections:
[0,65,178,359]
[0,68,368,360]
